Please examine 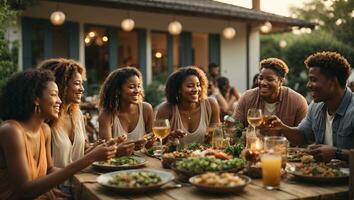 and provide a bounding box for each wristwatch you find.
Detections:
[334,148,343,160]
